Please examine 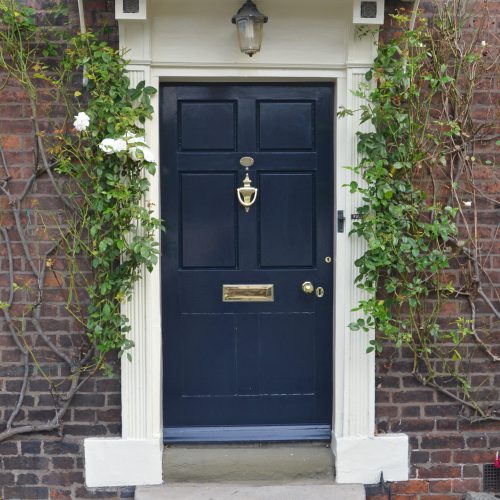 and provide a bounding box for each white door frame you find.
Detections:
[84,15,409,489]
